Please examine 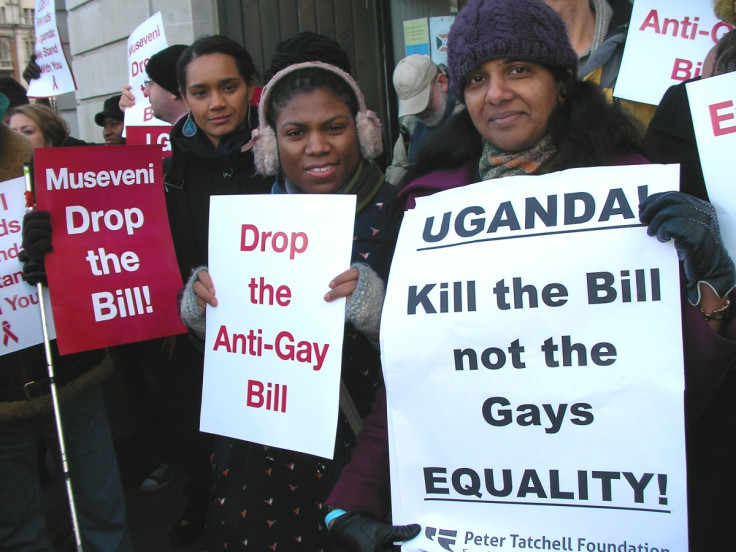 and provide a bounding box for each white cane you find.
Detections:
[24,164,84,551]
